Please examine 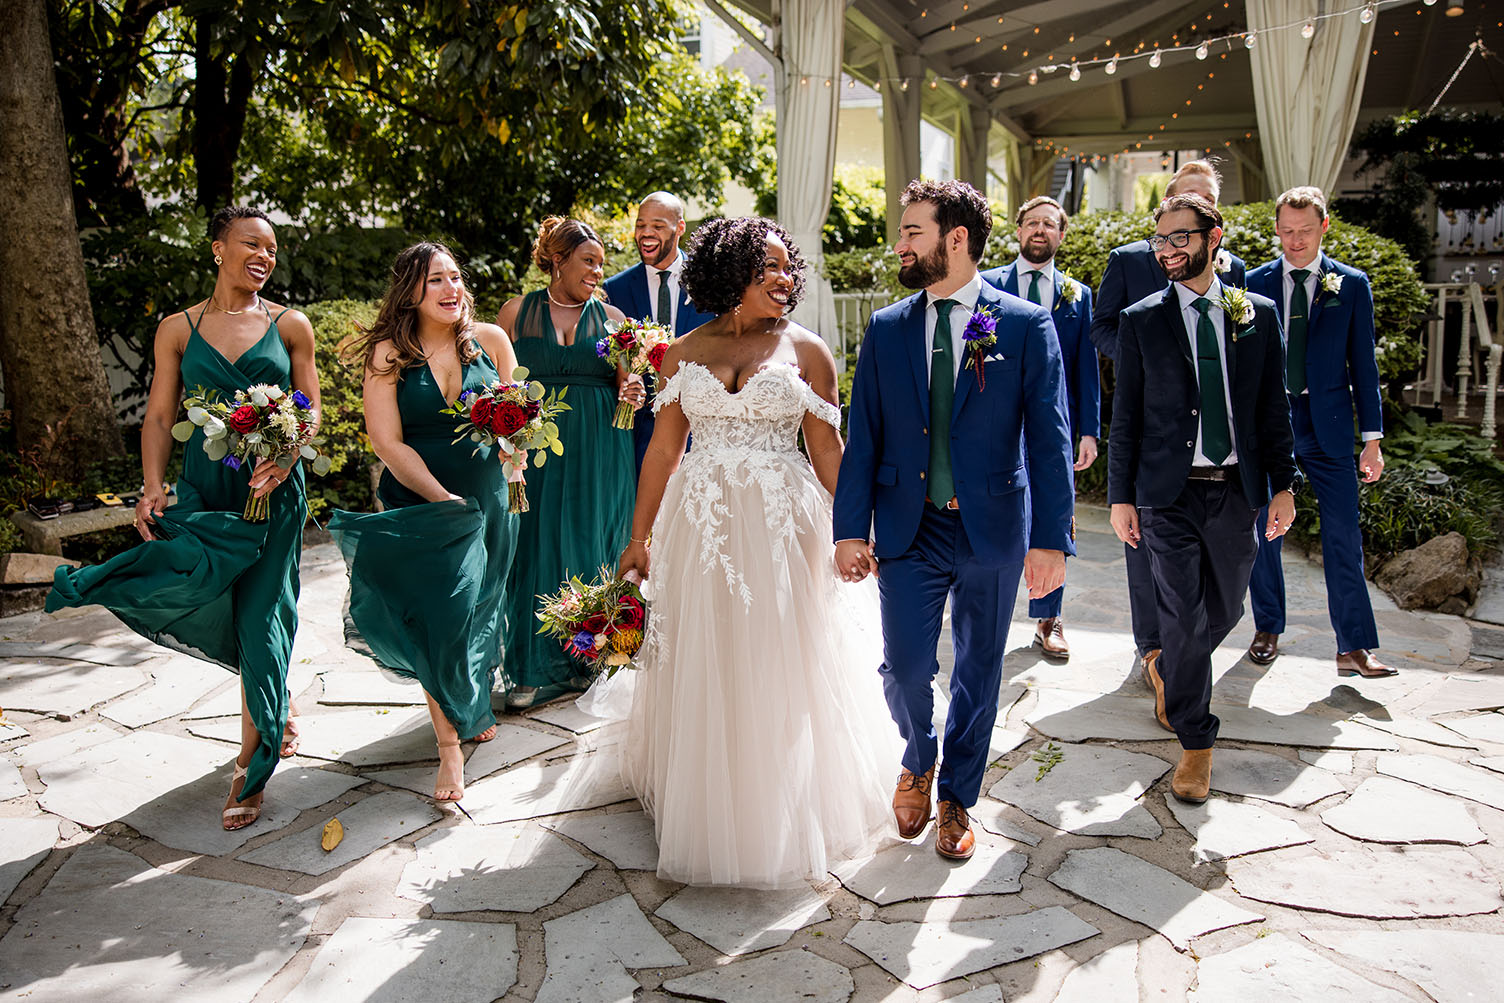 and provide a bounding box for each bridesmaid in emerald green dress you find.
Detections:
[47,207,317,831]
[495,217,644,709]
[330,242,521,801]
